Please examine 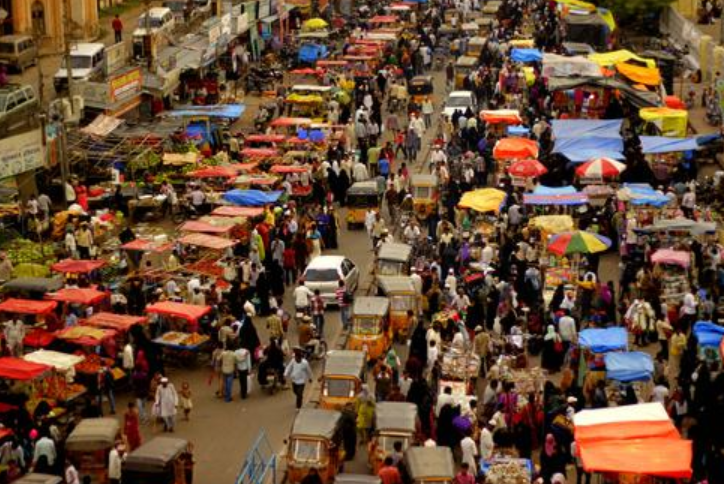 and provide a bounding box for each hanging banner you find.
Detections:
[0,129,45,179]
